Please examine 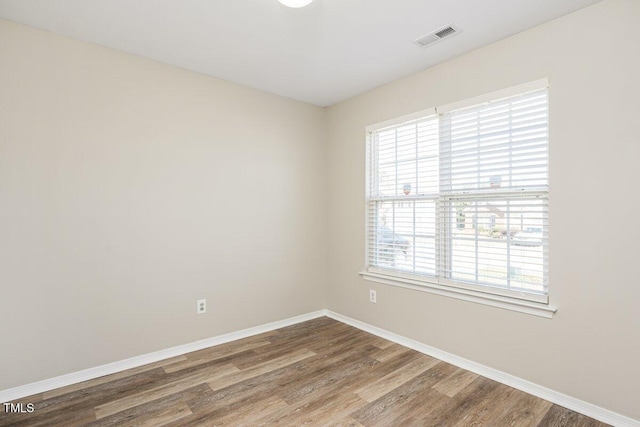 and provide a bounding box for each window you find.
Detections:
[364,80,551,313]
